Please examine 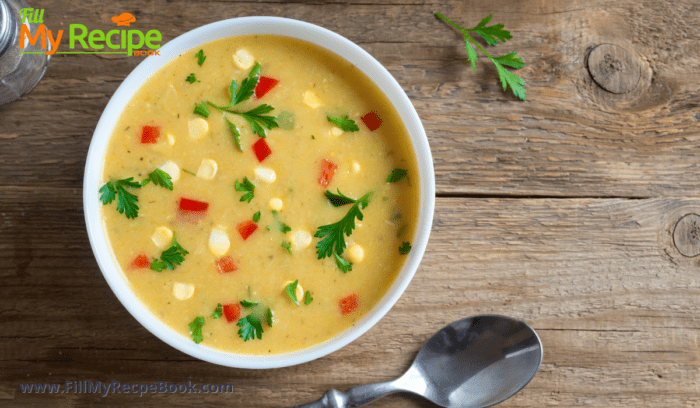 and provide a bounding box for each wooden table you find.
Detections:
[2,0,699,406]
